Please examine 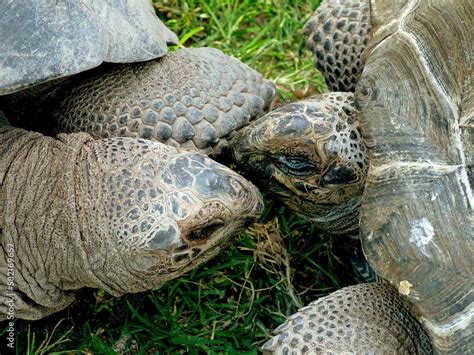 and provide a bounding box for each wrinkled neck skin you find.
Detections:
[0,126,103,319]
[291,194,362,235]
[0,126,167,319]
